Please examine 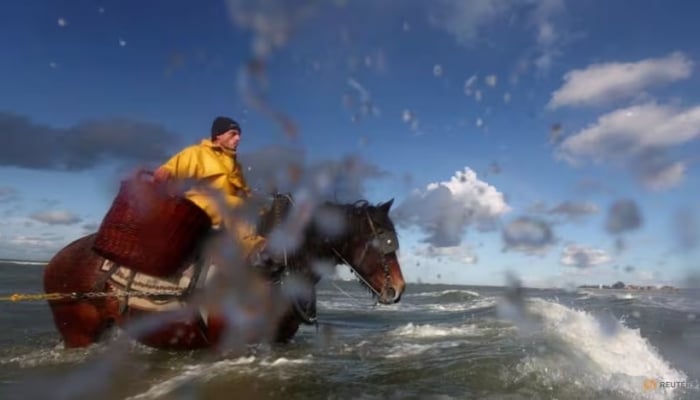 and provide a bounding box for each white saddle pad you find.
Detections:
[100,259,203,312]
